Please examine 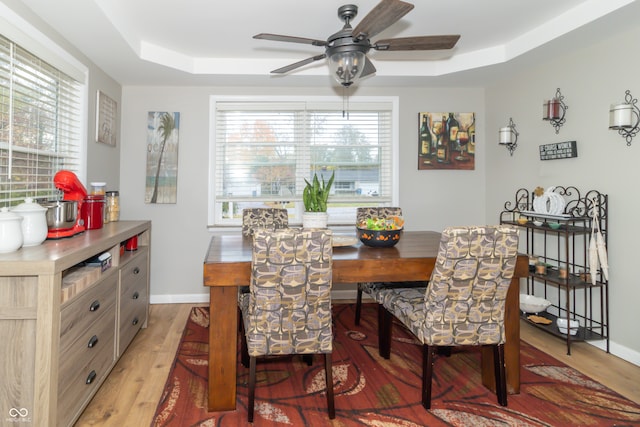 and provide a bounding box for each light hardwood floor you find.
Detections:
[76,303,640,426]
